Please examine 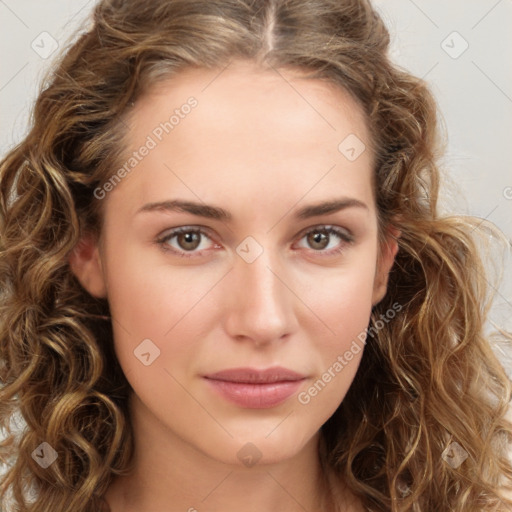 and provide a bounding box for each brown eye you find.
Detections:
[176,231,201,251]
[306,230,330,250]
[157,227,217,258]
[296,225,354,255]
